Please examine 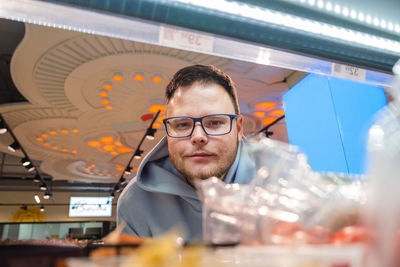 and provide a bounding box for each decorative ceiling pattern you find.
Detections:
[0,23,295,183]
